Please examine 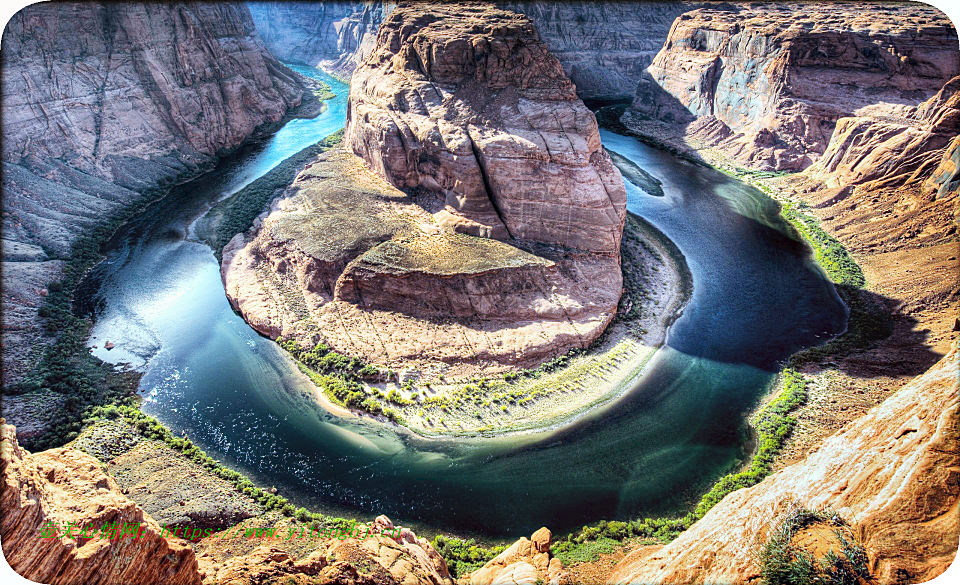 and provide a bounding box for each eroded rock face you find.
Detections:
[0,424,202,585]
[467,527,571,585]
[345,2,627,252]
[248,1,393,79]
[630,3,960,170]
[608,346,959,585]
[221,150,621,378]
[1,1,303,386]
